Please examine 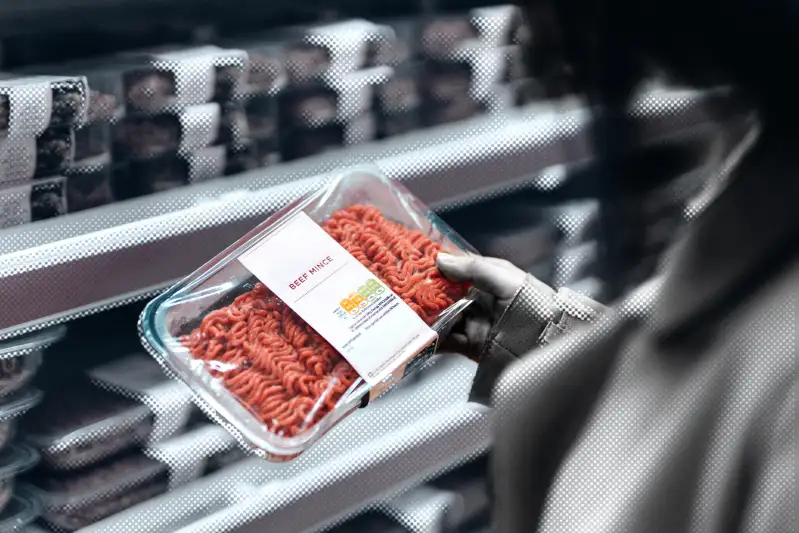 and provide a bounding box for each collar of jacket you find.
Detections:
[648,128,799,341]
